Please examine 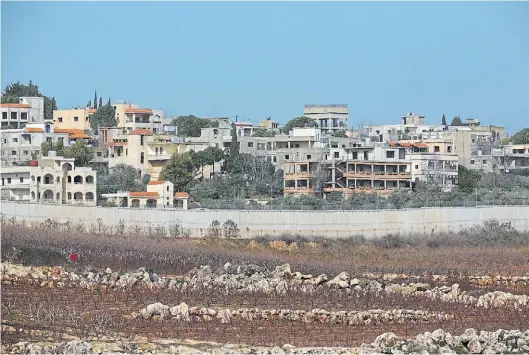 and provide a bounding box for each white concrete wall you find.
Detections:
[1,201,528,239]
